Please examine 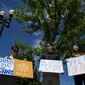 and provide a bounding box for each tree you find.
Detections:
[14,0,73,42]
